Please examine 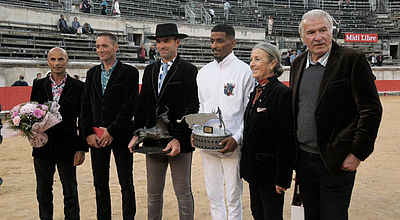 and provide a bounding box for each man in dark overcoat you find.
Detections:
[290,10,382,220]
[80,33,139,220]
[30,47,86,220]
[128,23,199,220]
